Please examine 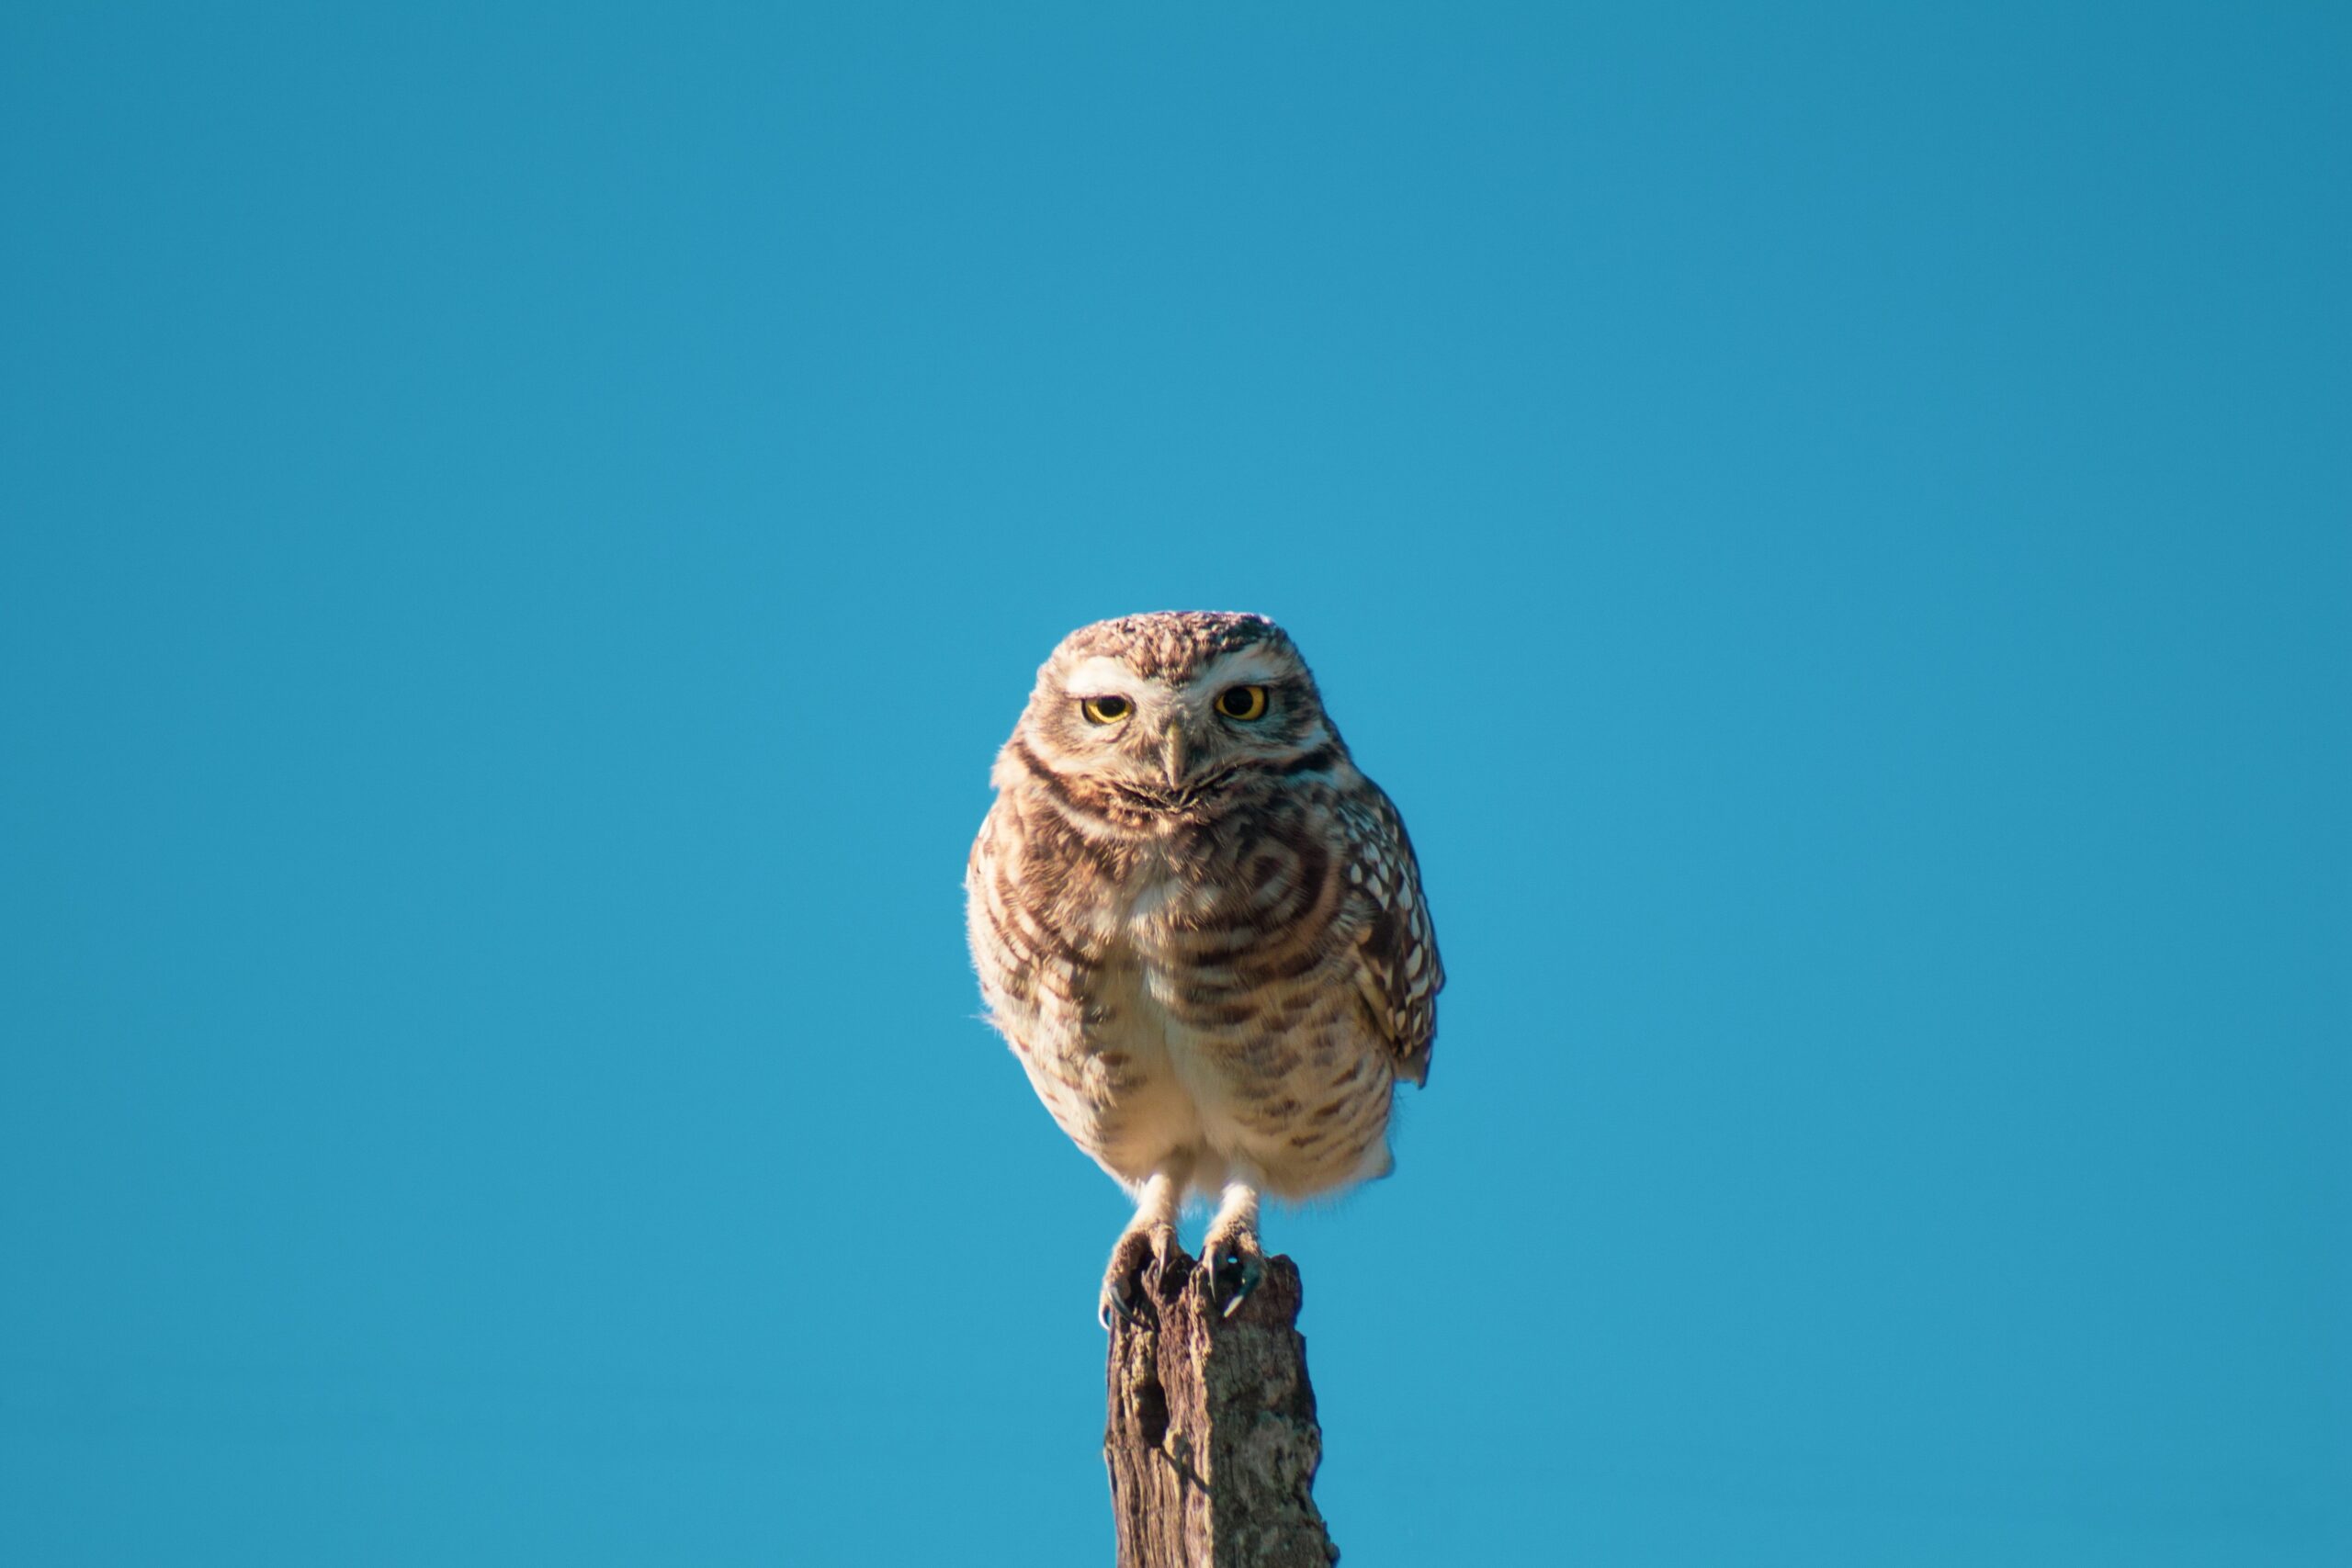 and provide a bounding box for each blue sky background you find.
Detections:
[3,5,2346,1564]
